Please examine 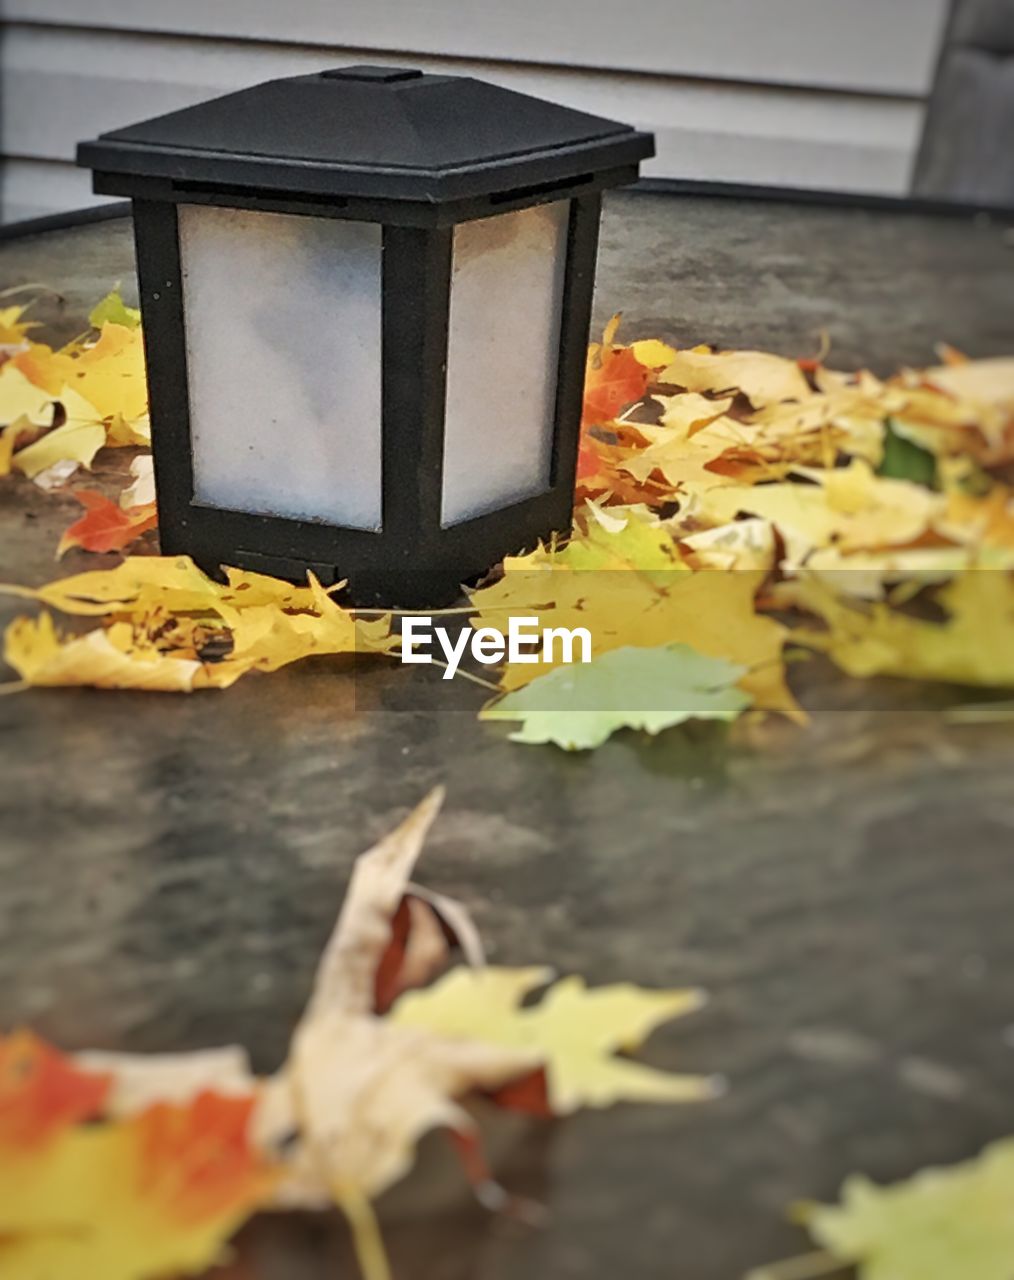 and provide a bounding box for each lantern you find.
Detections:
[78,66,653,605]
